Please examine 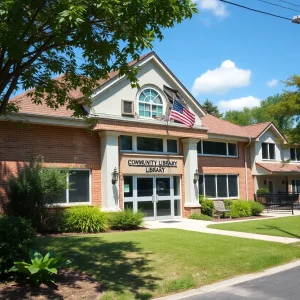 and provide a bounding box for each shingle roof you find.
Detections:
[243,122,272,138]
[256,162,300,173]
[9,52,153,117]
